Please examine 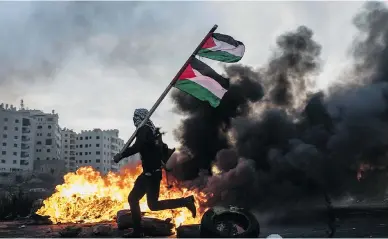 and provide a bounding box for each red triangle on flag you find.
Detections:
[202,36,216,49]
[178,64,196,80]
